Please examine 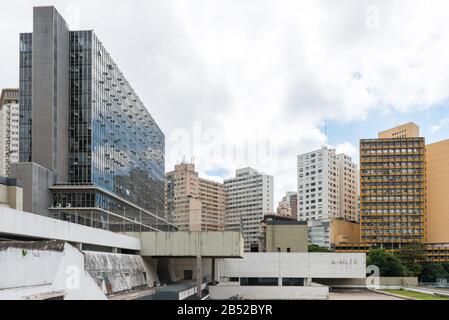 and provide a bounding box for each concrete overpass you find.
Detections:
[125,231,244,258]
